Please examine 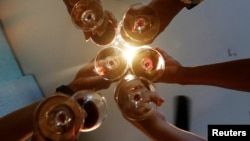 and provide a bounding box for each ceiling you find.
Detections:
[1,0,250,140]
